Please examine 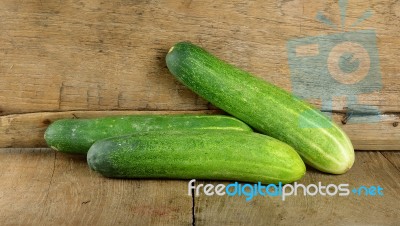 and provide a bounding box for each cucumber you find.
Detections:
[166,42,354,174]
[87,130,306,184]
[44,114,252,154]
